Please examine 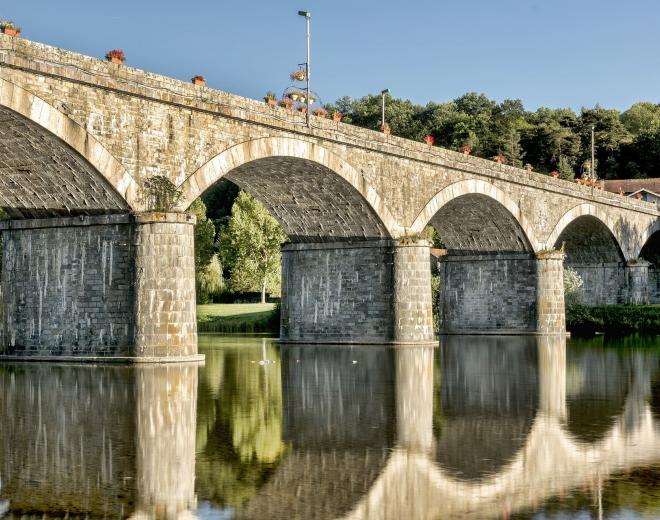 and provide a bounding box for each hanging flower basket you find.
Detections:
[191,75,206,86]
[380,123,391,135]
[550,170,559,178]
[332,111,343,122]
[0,21,21,37]
[313,107,328,118]
[525,163,533,172]
[462,145,472,155]
[298,105,308,114]
[105,49,126,65]
[290,70,306,82]
[424,135,435,146]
